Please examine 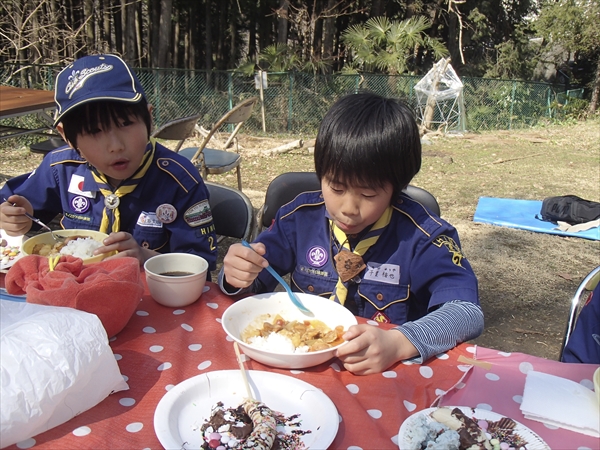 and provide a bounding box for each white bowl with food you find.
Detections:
[221,292,358,369]
[144,253,209,307]
[21,229,113,264]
